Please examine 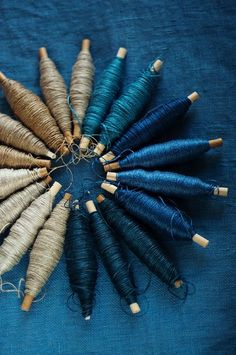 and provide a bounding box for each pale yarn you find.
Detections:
[0,112,55,159]
[0,180,47,234]
[0,168,43,199]
[0,189,55,275]
[24,197,70,297]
